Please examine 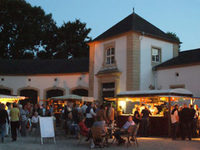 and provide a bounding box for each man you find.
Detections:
[107,103,115,126]
[10,103,20,141]
[19,104,29,137]
[81,102,88,116]
[171,104,179,140]
[0,104,9,143]
[189,104,196,137]
[180,103,192,140]
[114,116,136,144]
[141,106,151,137]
